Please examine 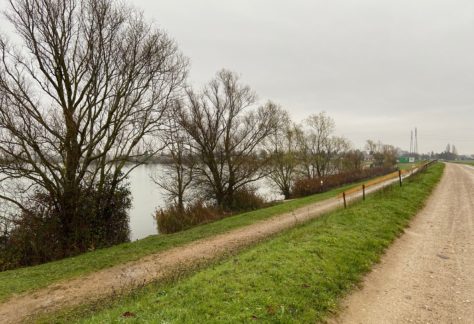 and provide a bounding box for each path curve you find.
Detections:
[0,173,409,323]
[332,163,474,324]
